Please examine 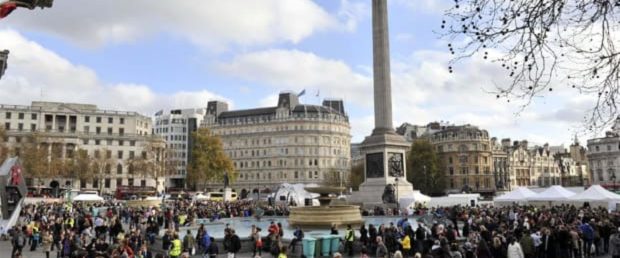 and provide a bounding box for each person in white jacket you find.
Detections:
[507,236,524,258]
